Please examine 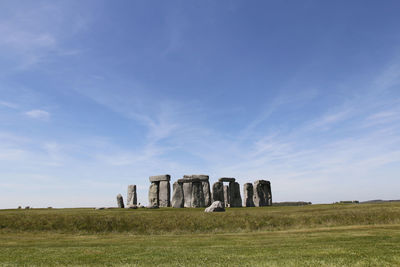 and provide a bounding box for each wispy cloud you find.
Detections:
[25,109,50,120]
